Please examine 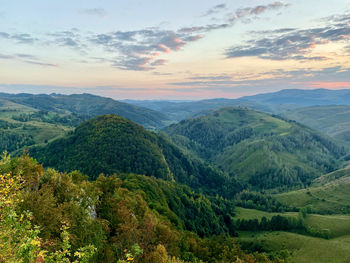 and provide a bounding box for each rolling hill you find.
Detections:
[282,105,350,143]
[164,107,347,189]
[0,92,170,129]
